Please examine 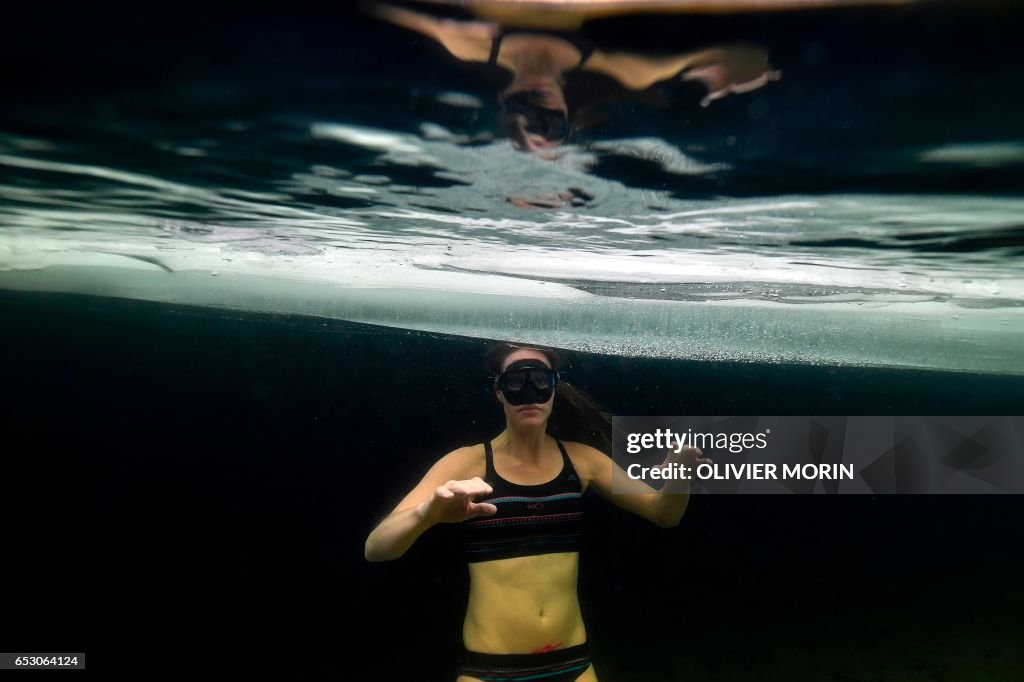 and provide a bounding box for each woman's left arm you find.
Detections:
[585,45,781,104]
[570,443,709,528]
